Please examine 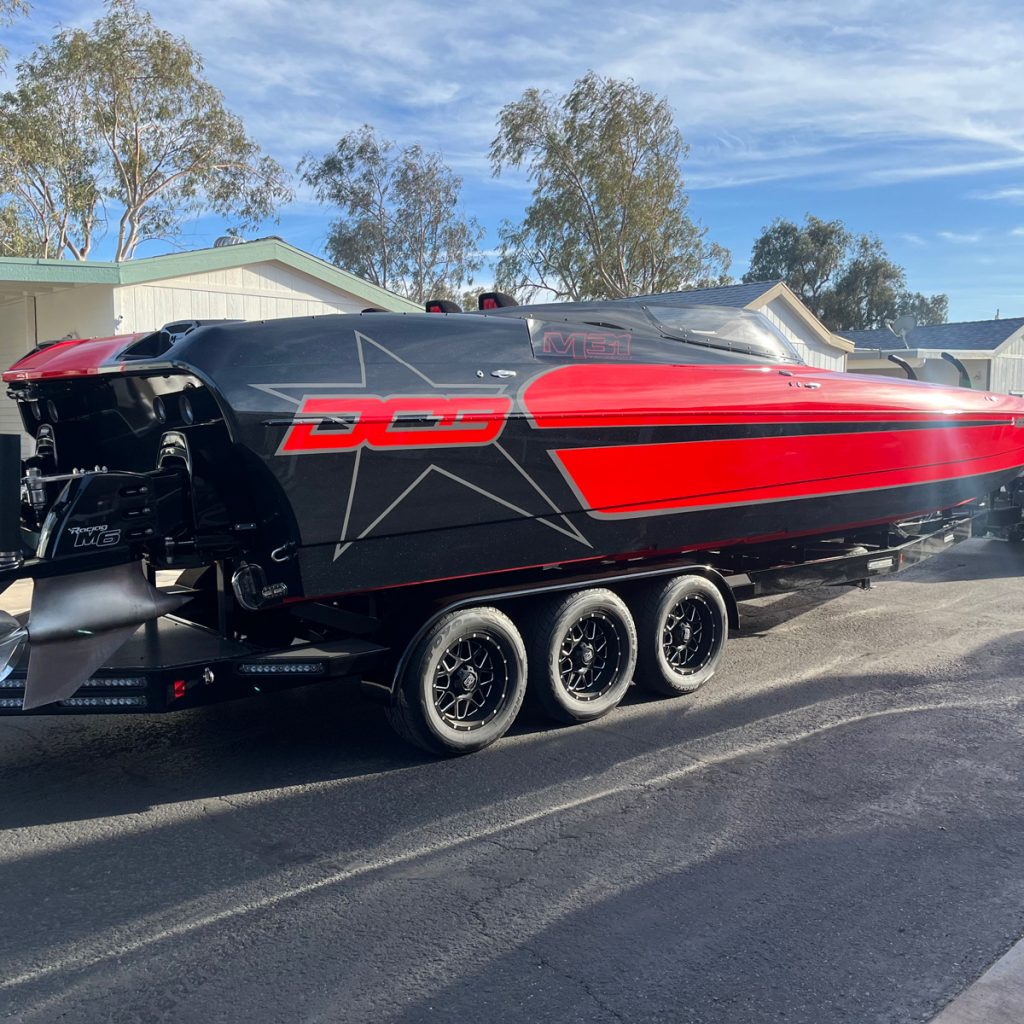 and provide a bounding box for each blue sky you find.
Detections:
[3,0,1023,321]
